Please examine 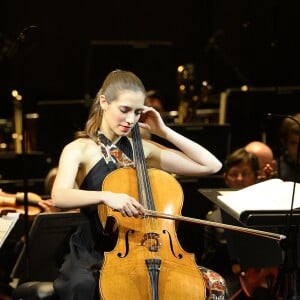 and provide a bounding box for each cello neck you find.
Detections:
[131,124,155,211]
